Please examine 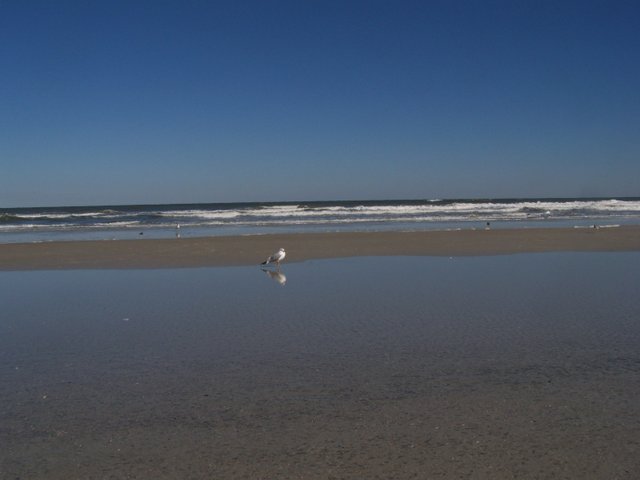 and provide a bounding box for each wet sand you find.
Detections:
[3,252,640,478]
[1,226,640,270]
